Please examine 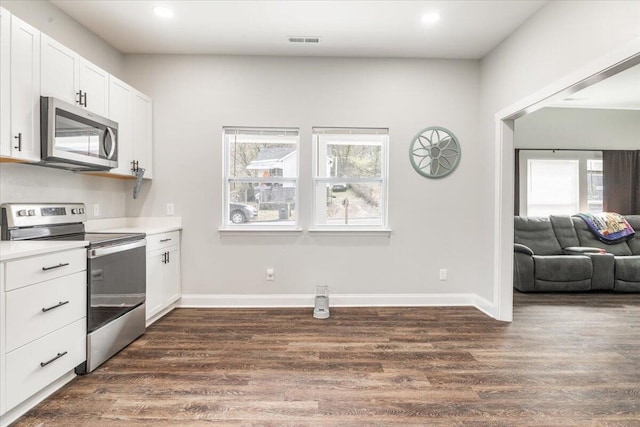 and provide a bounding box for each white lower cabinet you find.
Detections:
[0,247,87,422]
[5,318,85,410]
[145,231,181,324]
[6,271,86,352]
